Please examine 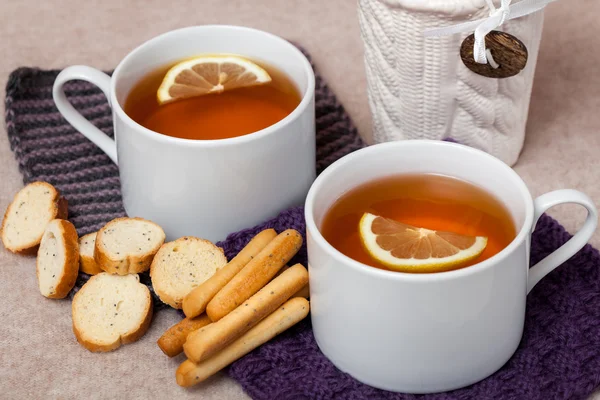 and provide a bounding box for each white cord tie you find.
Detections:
[486,49,500,69]
[424,0,557,65]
